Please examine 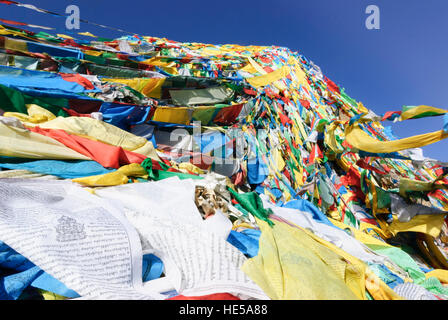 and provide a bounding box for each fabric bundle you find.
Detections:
[0,15,446,301]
